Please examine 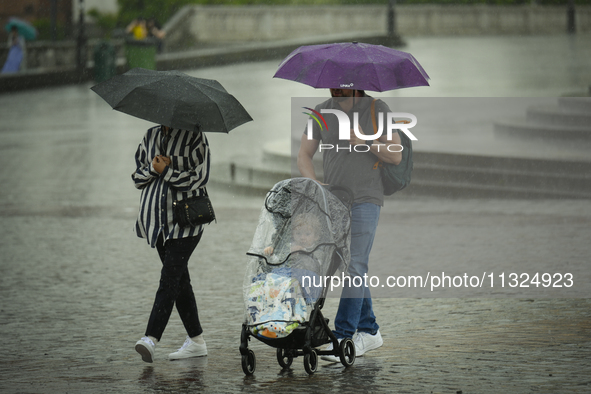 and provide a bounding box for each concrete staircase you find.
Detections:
[212,97,591,199]
[210,140,306,196]
[406,151,591,199]
[210,137,591,199]
[494,97,591,141]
